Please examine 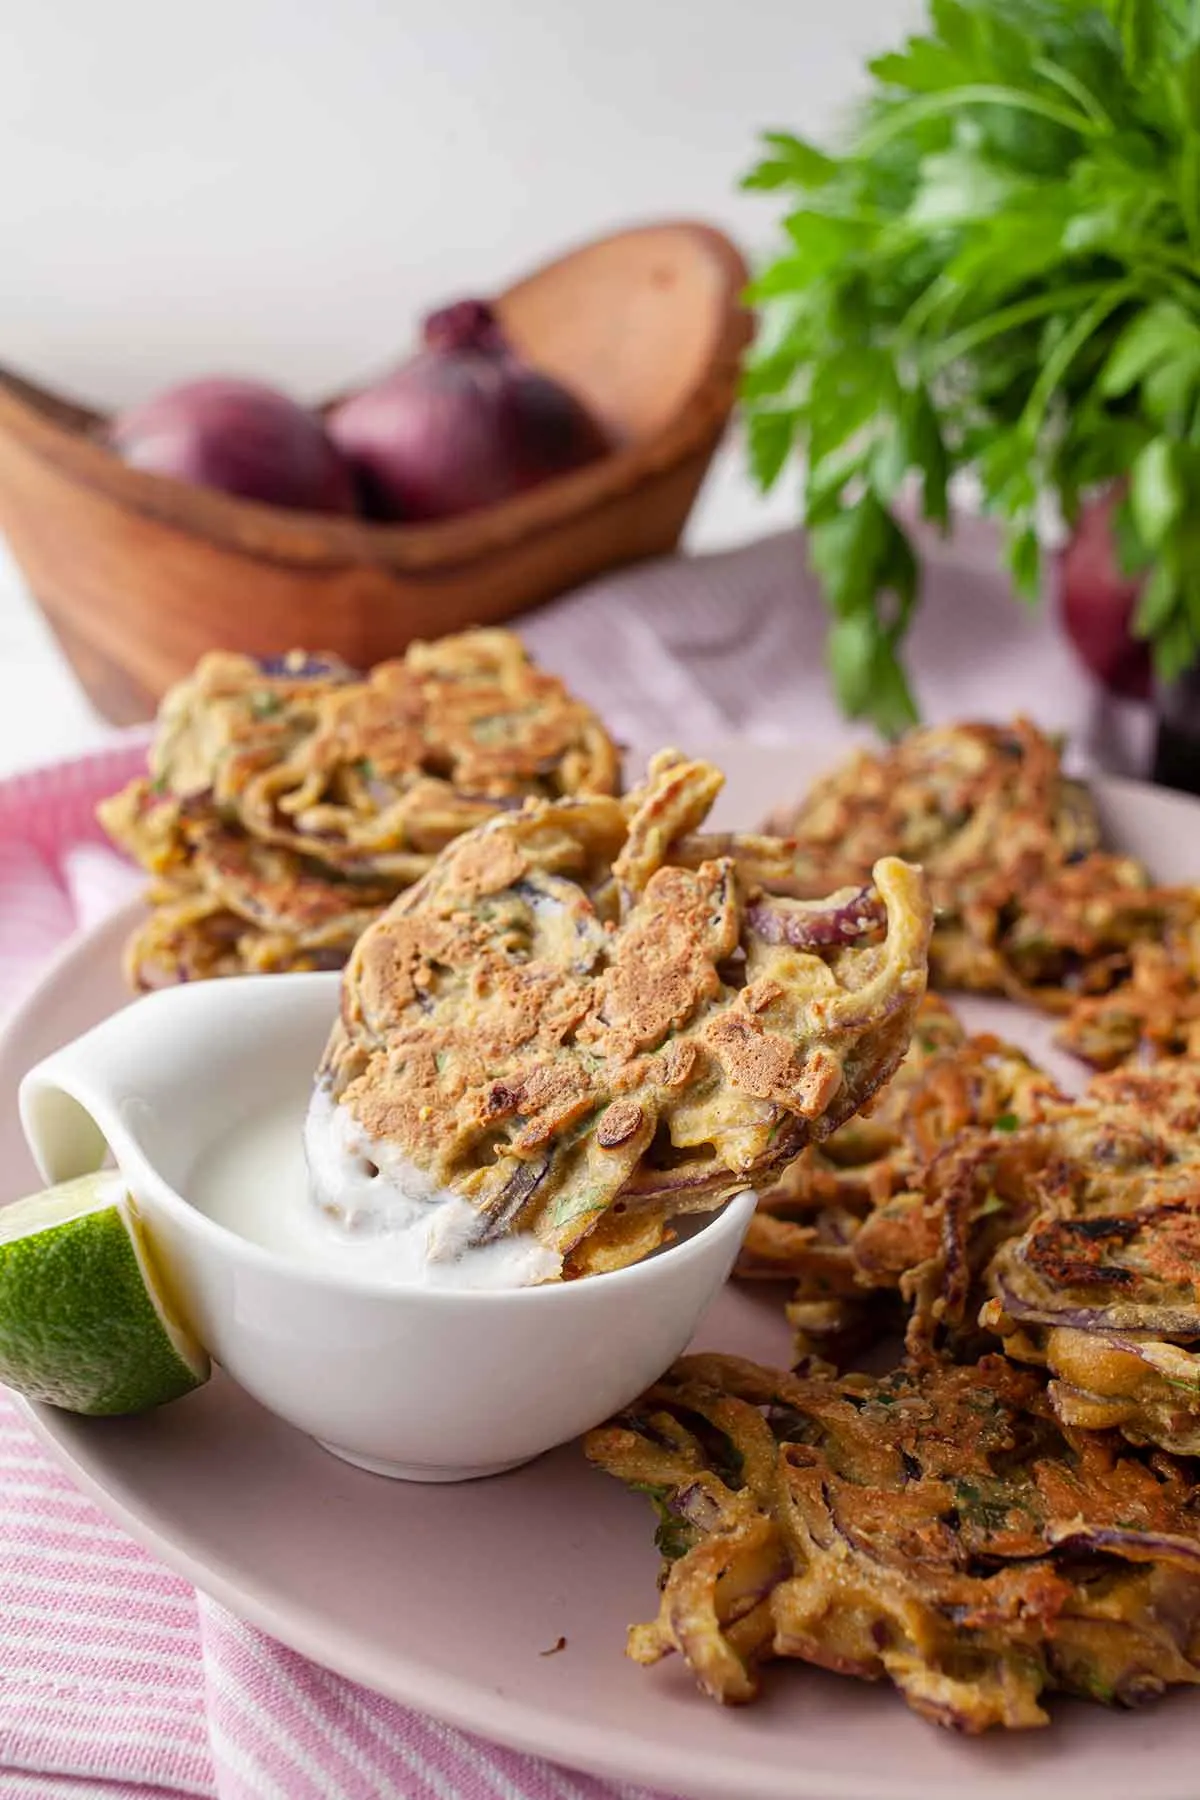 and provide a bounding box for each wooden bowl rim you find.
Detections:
[0,219,751,573]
